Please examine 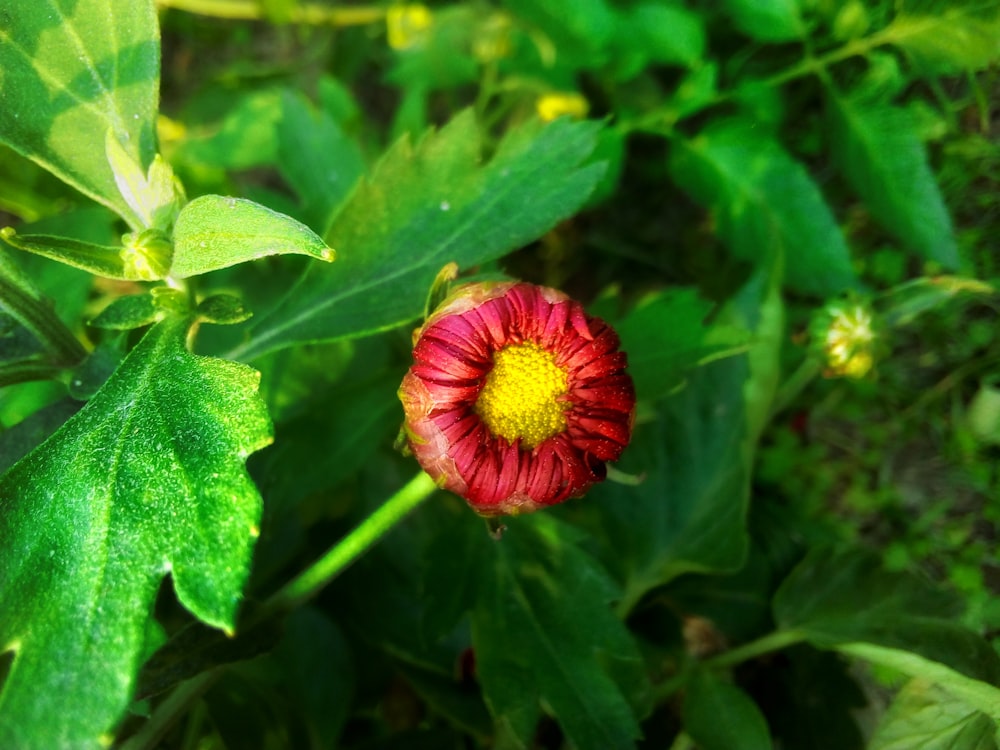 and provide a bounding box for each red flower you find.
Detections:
[398,282,635,516]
